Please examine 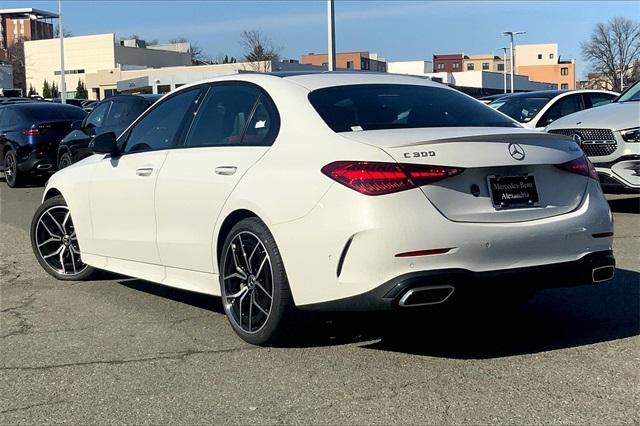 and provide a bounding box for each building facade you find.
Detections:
[300,52,386,72]
[24,33,192,98]
[432,54,464,72]
[85,61,324,100]
[0,8,56,52]
[387,60,433,75]
[425,70,556,96]
[463,54,509,73]
[514,43,576,89]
